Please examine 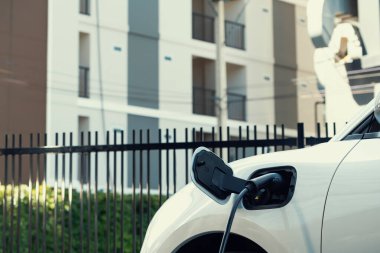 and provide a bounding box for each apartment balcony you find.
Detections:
[80,0,90,15]
[225,20,245,50]
[227,92,246,121]
[193,86,216,116]
[79,66,89,98]
[192,13,215,43]
[192,13,245,50]
[193,86,246,120]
